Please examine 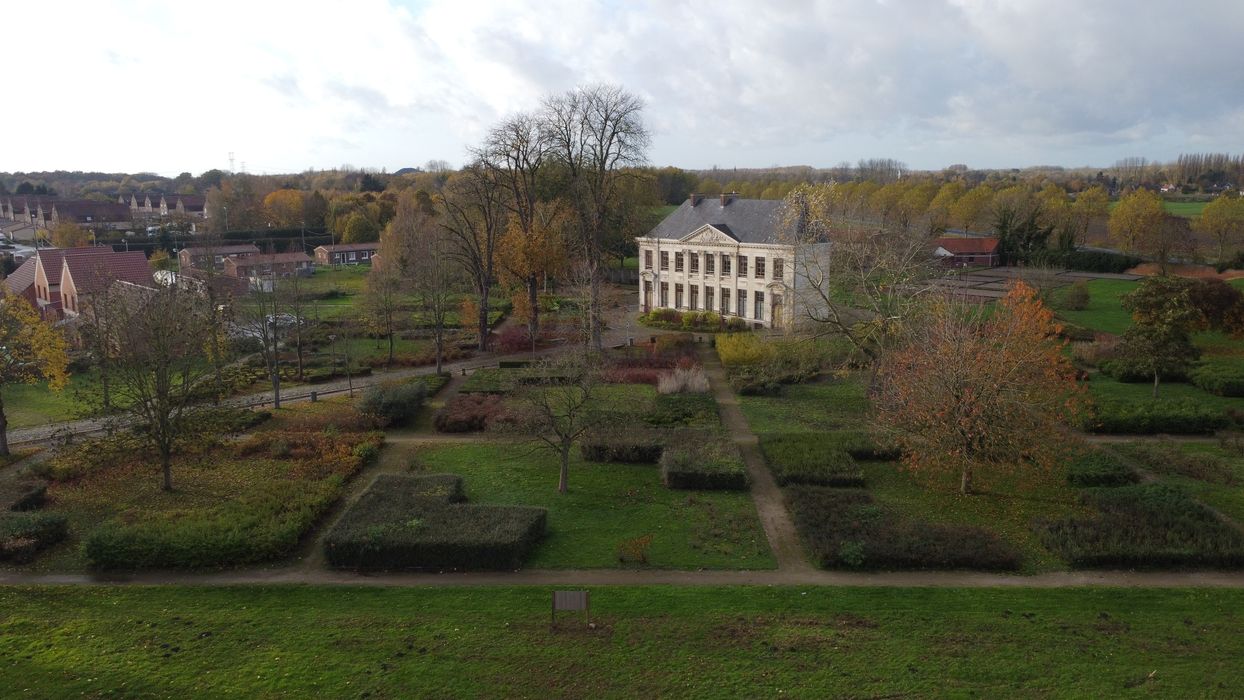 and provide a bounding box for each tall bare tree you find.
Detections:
[506,354,604,493]
[440,164,505,350]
